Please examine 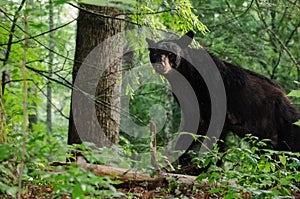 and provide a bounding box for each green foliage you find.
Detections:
[1,0,73,138]
[195,135,300,198]
[294,120,300,126]
[0,132,124,198]
[194,0,300,92]
[0,128,67,197]
[288,89,300,125]
[0,143,19,196]
[130,0,208,35]
[47,164,123,198]
[288,89,300,98]
[70,141,134,169]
